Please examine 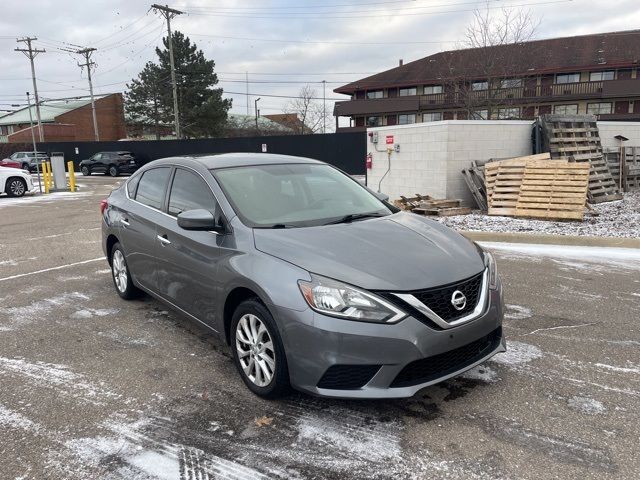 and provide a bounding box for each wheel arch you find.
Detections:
[105,234,120,265]
[223,286,266,345]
